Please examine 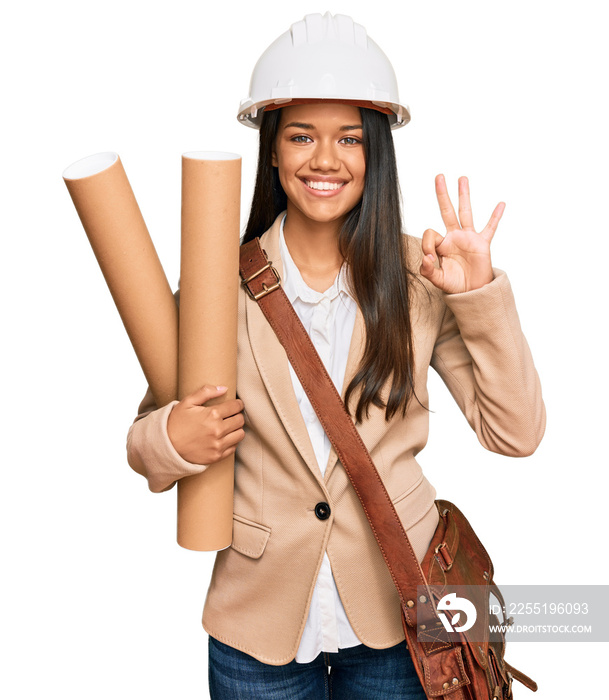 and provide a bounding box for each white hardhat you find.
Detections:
[237,13,410,130]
